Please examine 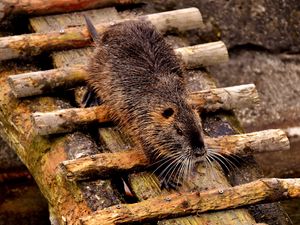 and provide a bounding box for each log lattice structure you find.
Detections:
[31,84,258,135]
[60,129,290,181]
[0,4,295,225]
